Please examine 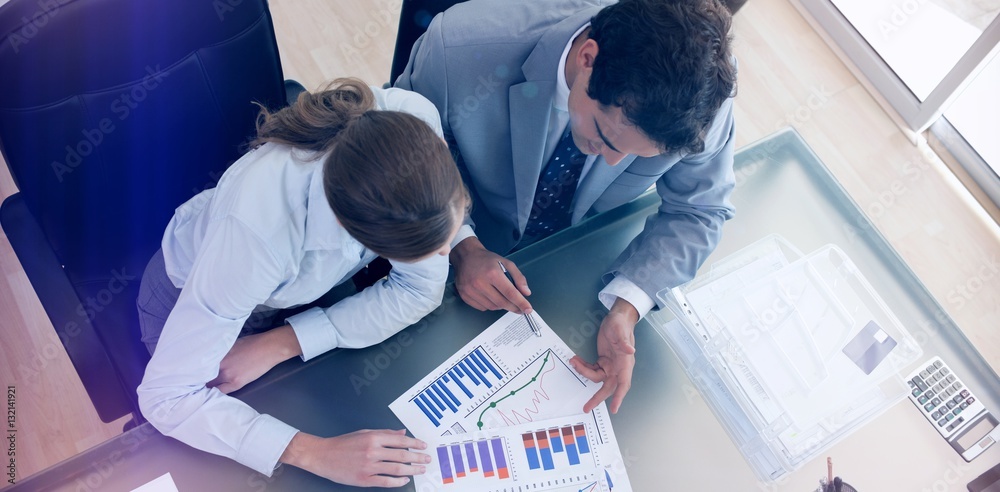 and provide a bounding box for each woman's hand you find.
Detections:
[207,325,302,394]
[280,429,431,487]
